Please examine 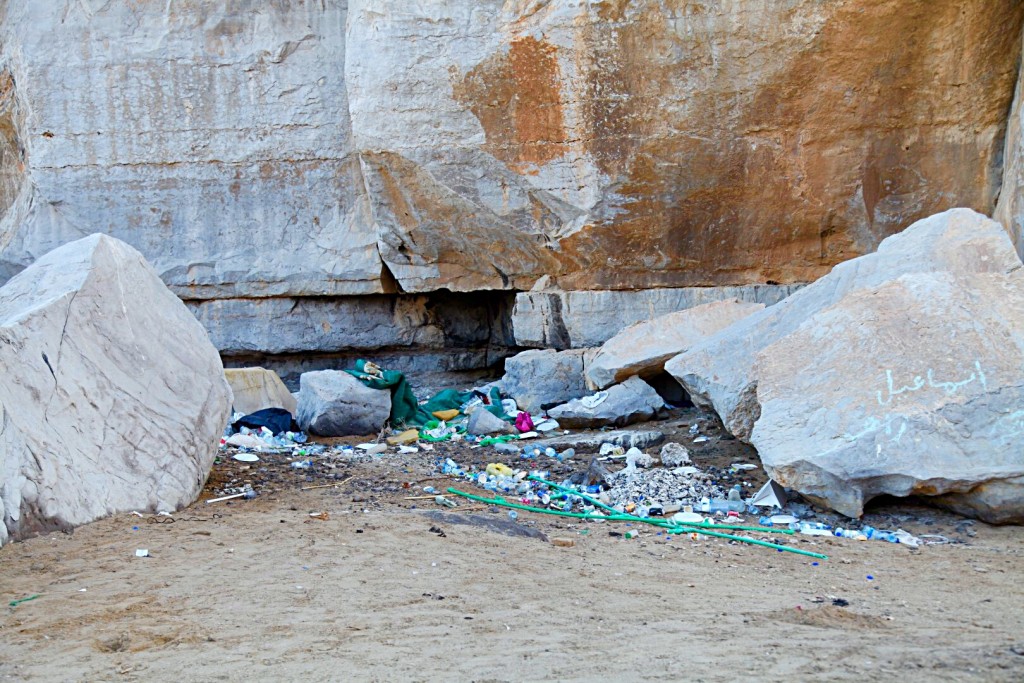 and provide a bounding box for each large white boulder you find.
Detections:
[586,299,764,389]
[751,271,1024,523]
[0,235,232,544]
[666,209,1023,441]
